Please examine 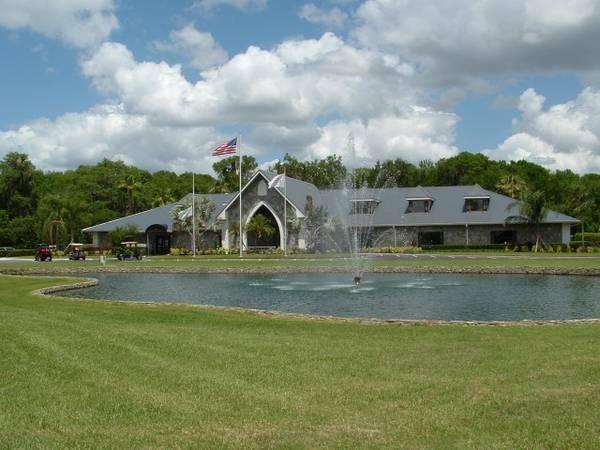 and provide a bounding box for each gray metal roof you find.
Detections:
[263,170,323,214]
[82,192,235,233]
[319,185,579,226]
[83,174,579,234]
